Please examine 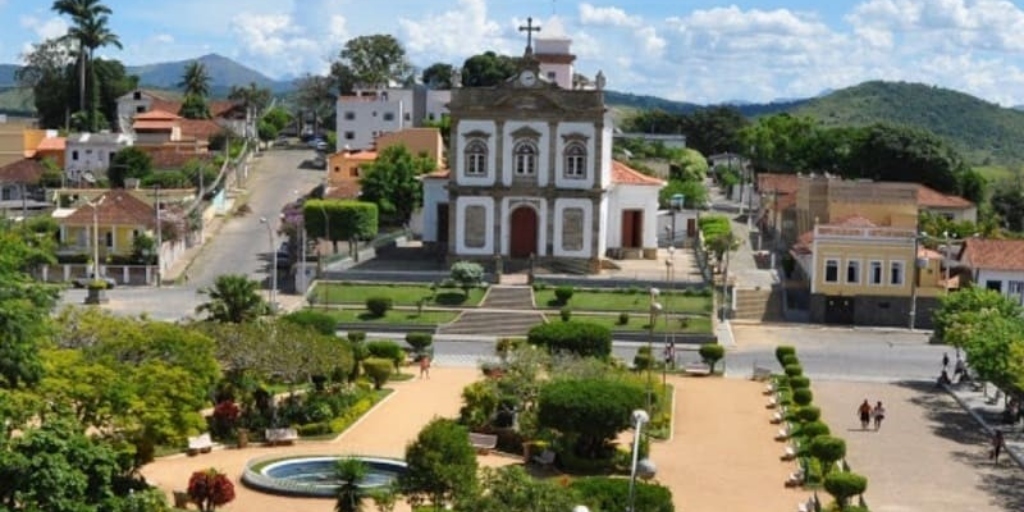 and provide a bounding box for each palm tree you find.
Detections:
[334,458,368,512]
[179,61,212,119]
[195,274,268,323]
[51,0,114,126]
[71,14,121,131]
